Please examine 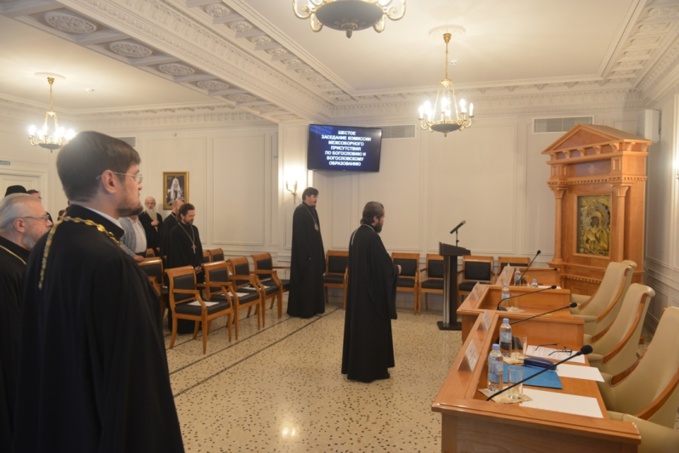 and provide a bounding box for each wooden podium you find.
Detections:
[438,242,471,331]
